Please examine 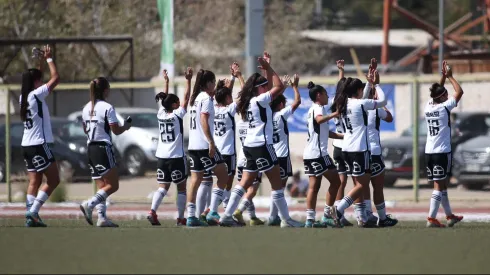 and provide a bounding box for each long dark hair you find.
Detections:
[20,69,43,121]
[334,77,363,116]
[215,80,232,106]
[330,77,346,112]
[155,92,180,112]
[237,73,268,119]
[190,69,215,106]
[271,95,286,112]
[429,83,447,103]
[89,77,110,116]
